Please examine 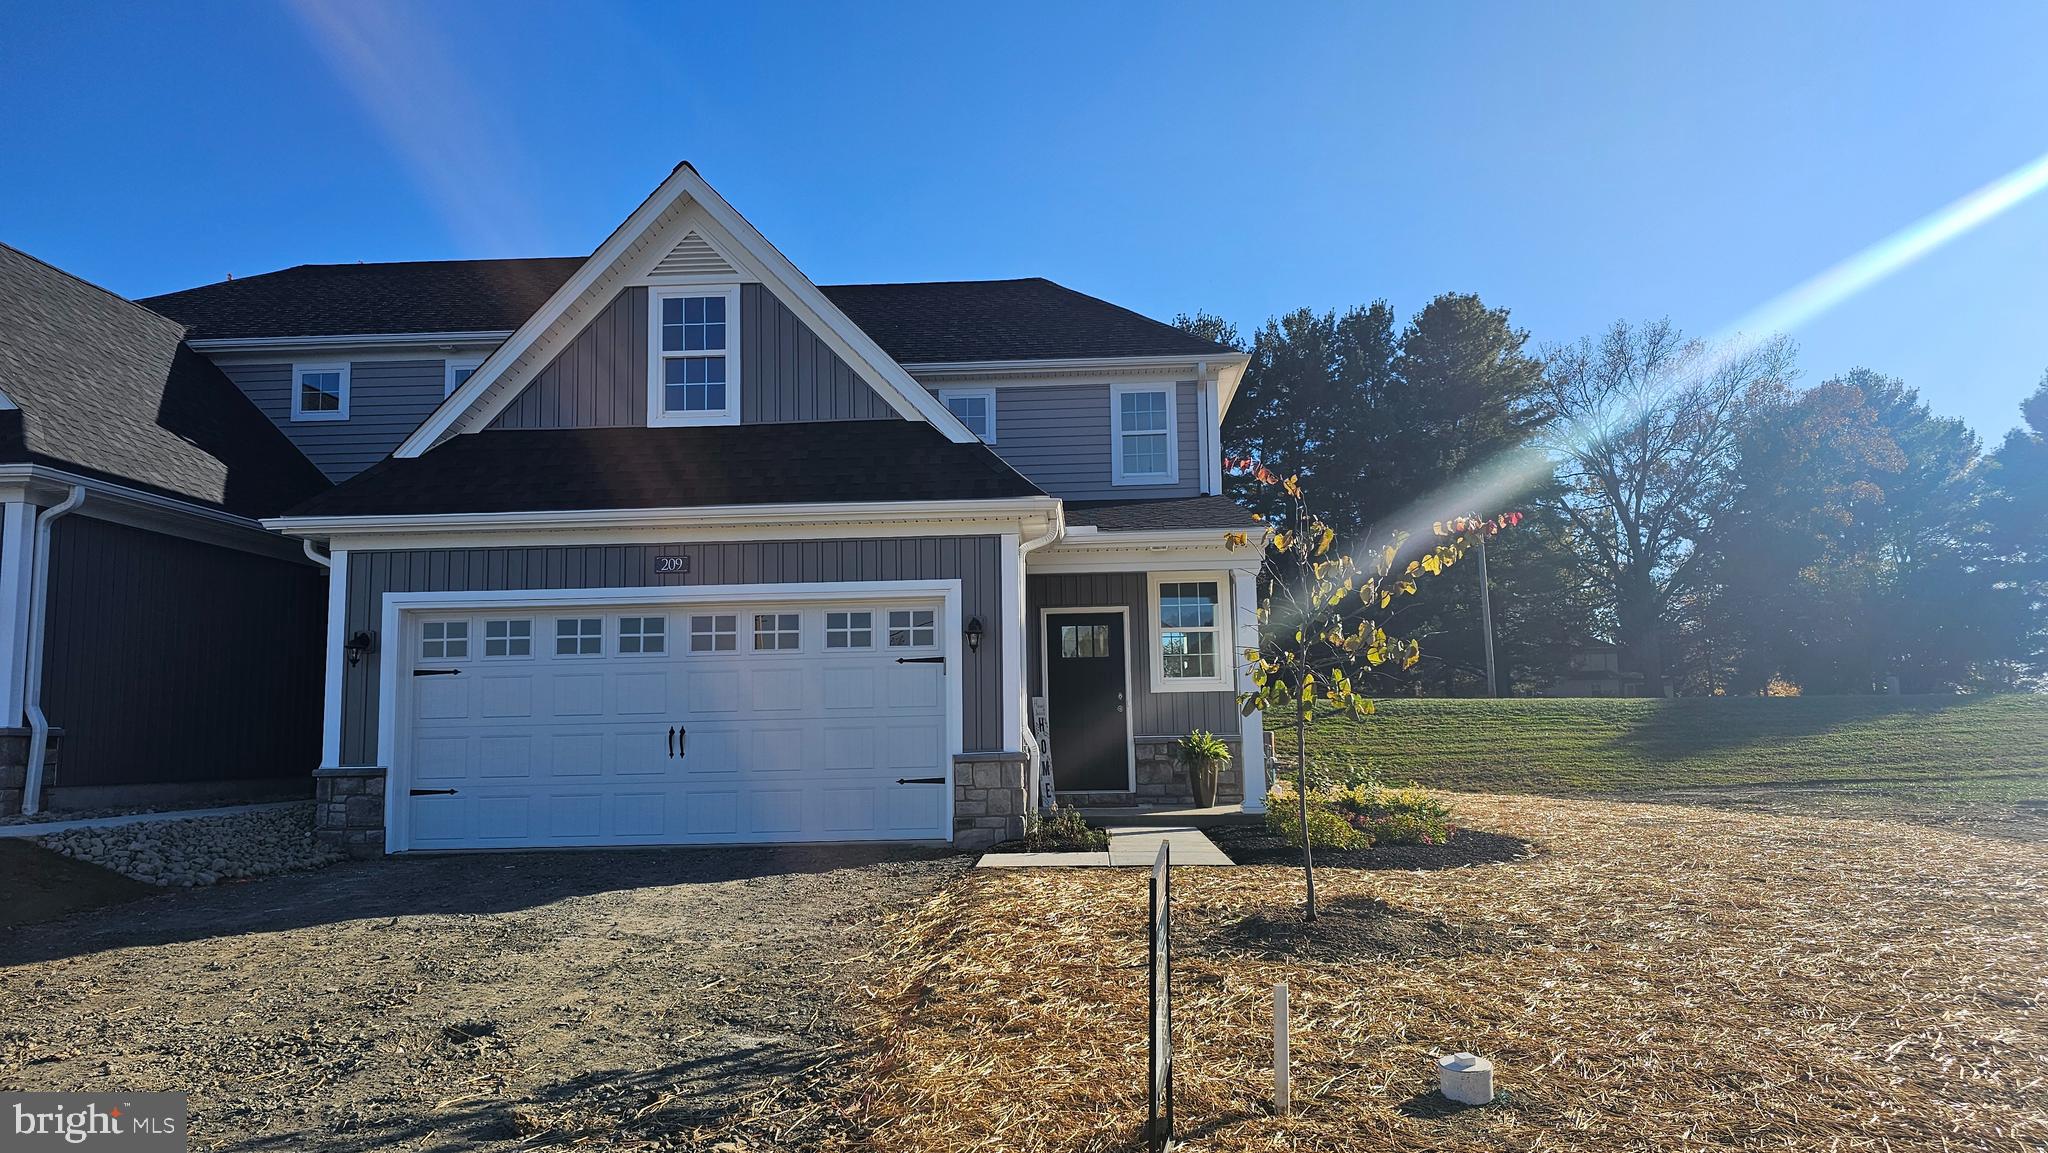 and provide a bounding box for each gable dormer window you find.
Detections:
[648,285,741,426]
[292,362,349,422]
[939,387,996,444]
